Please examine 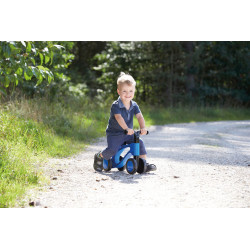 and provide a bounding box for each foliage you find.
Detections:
[0,41,74,98]
[93,41,250,107]
[195,42,250,106]
[67,41,106,97]
[1,41,249,107]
